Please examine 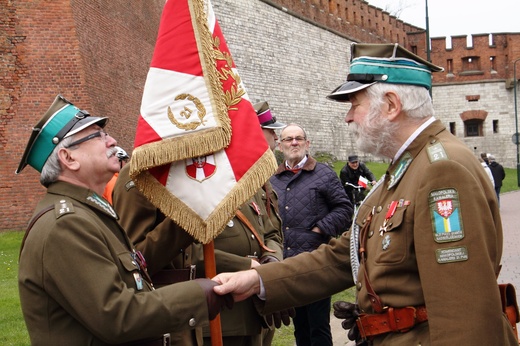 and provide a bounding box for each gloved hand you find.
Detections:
[259,255,279,264]
[195,278,234,320]
[265,307,296,328]
[333,301,361,341]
